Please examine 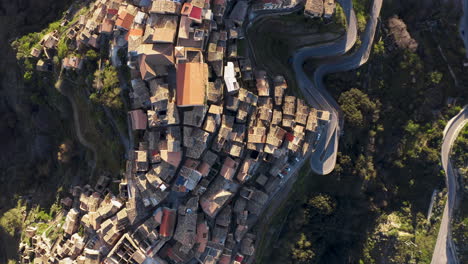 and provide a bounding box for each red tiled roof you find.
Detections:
[161,151,182,167]
[235,254,244,262]
[160,208,176,238]
[196,221,209,253]
[116,11,135,30]
[197,162,210,177]
[129,28,144,36]
[176,63,207,106]
[285,132,295,142]
[189,6,202,21]
[107,8,118,15]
